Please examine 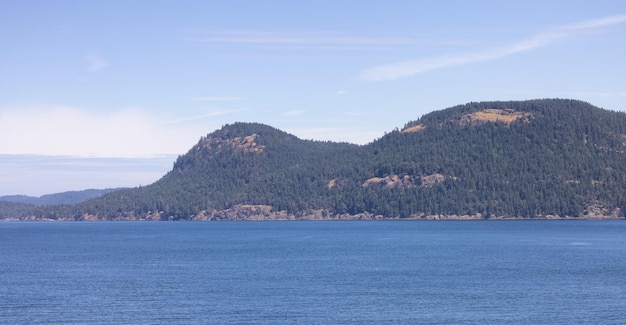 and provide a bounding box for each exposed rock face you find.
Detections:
[327,179,337,189]
[402,109,531,132]
[196,131,265,156]
[362,173,455,189]
[327,178,349,190]
[402,124,425,133]
[420,173,447,187]
[363,175,416,189]
[459,109,532,127]
[582,203,622,219]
